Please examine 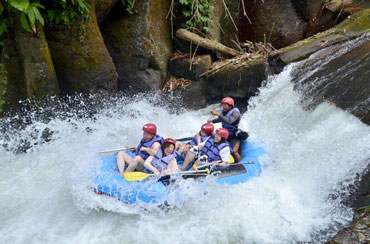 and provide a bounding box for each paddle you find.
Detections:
[123,169,210,182]
[99,147,136,154]
[99,136,193,155]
